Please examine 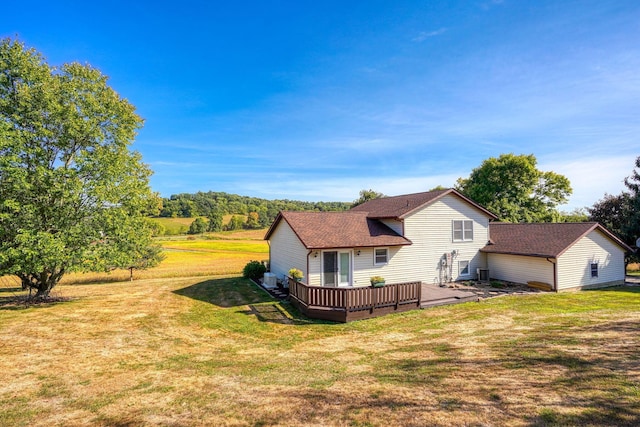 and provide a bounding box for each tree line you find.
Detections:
[160,192,352,231]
